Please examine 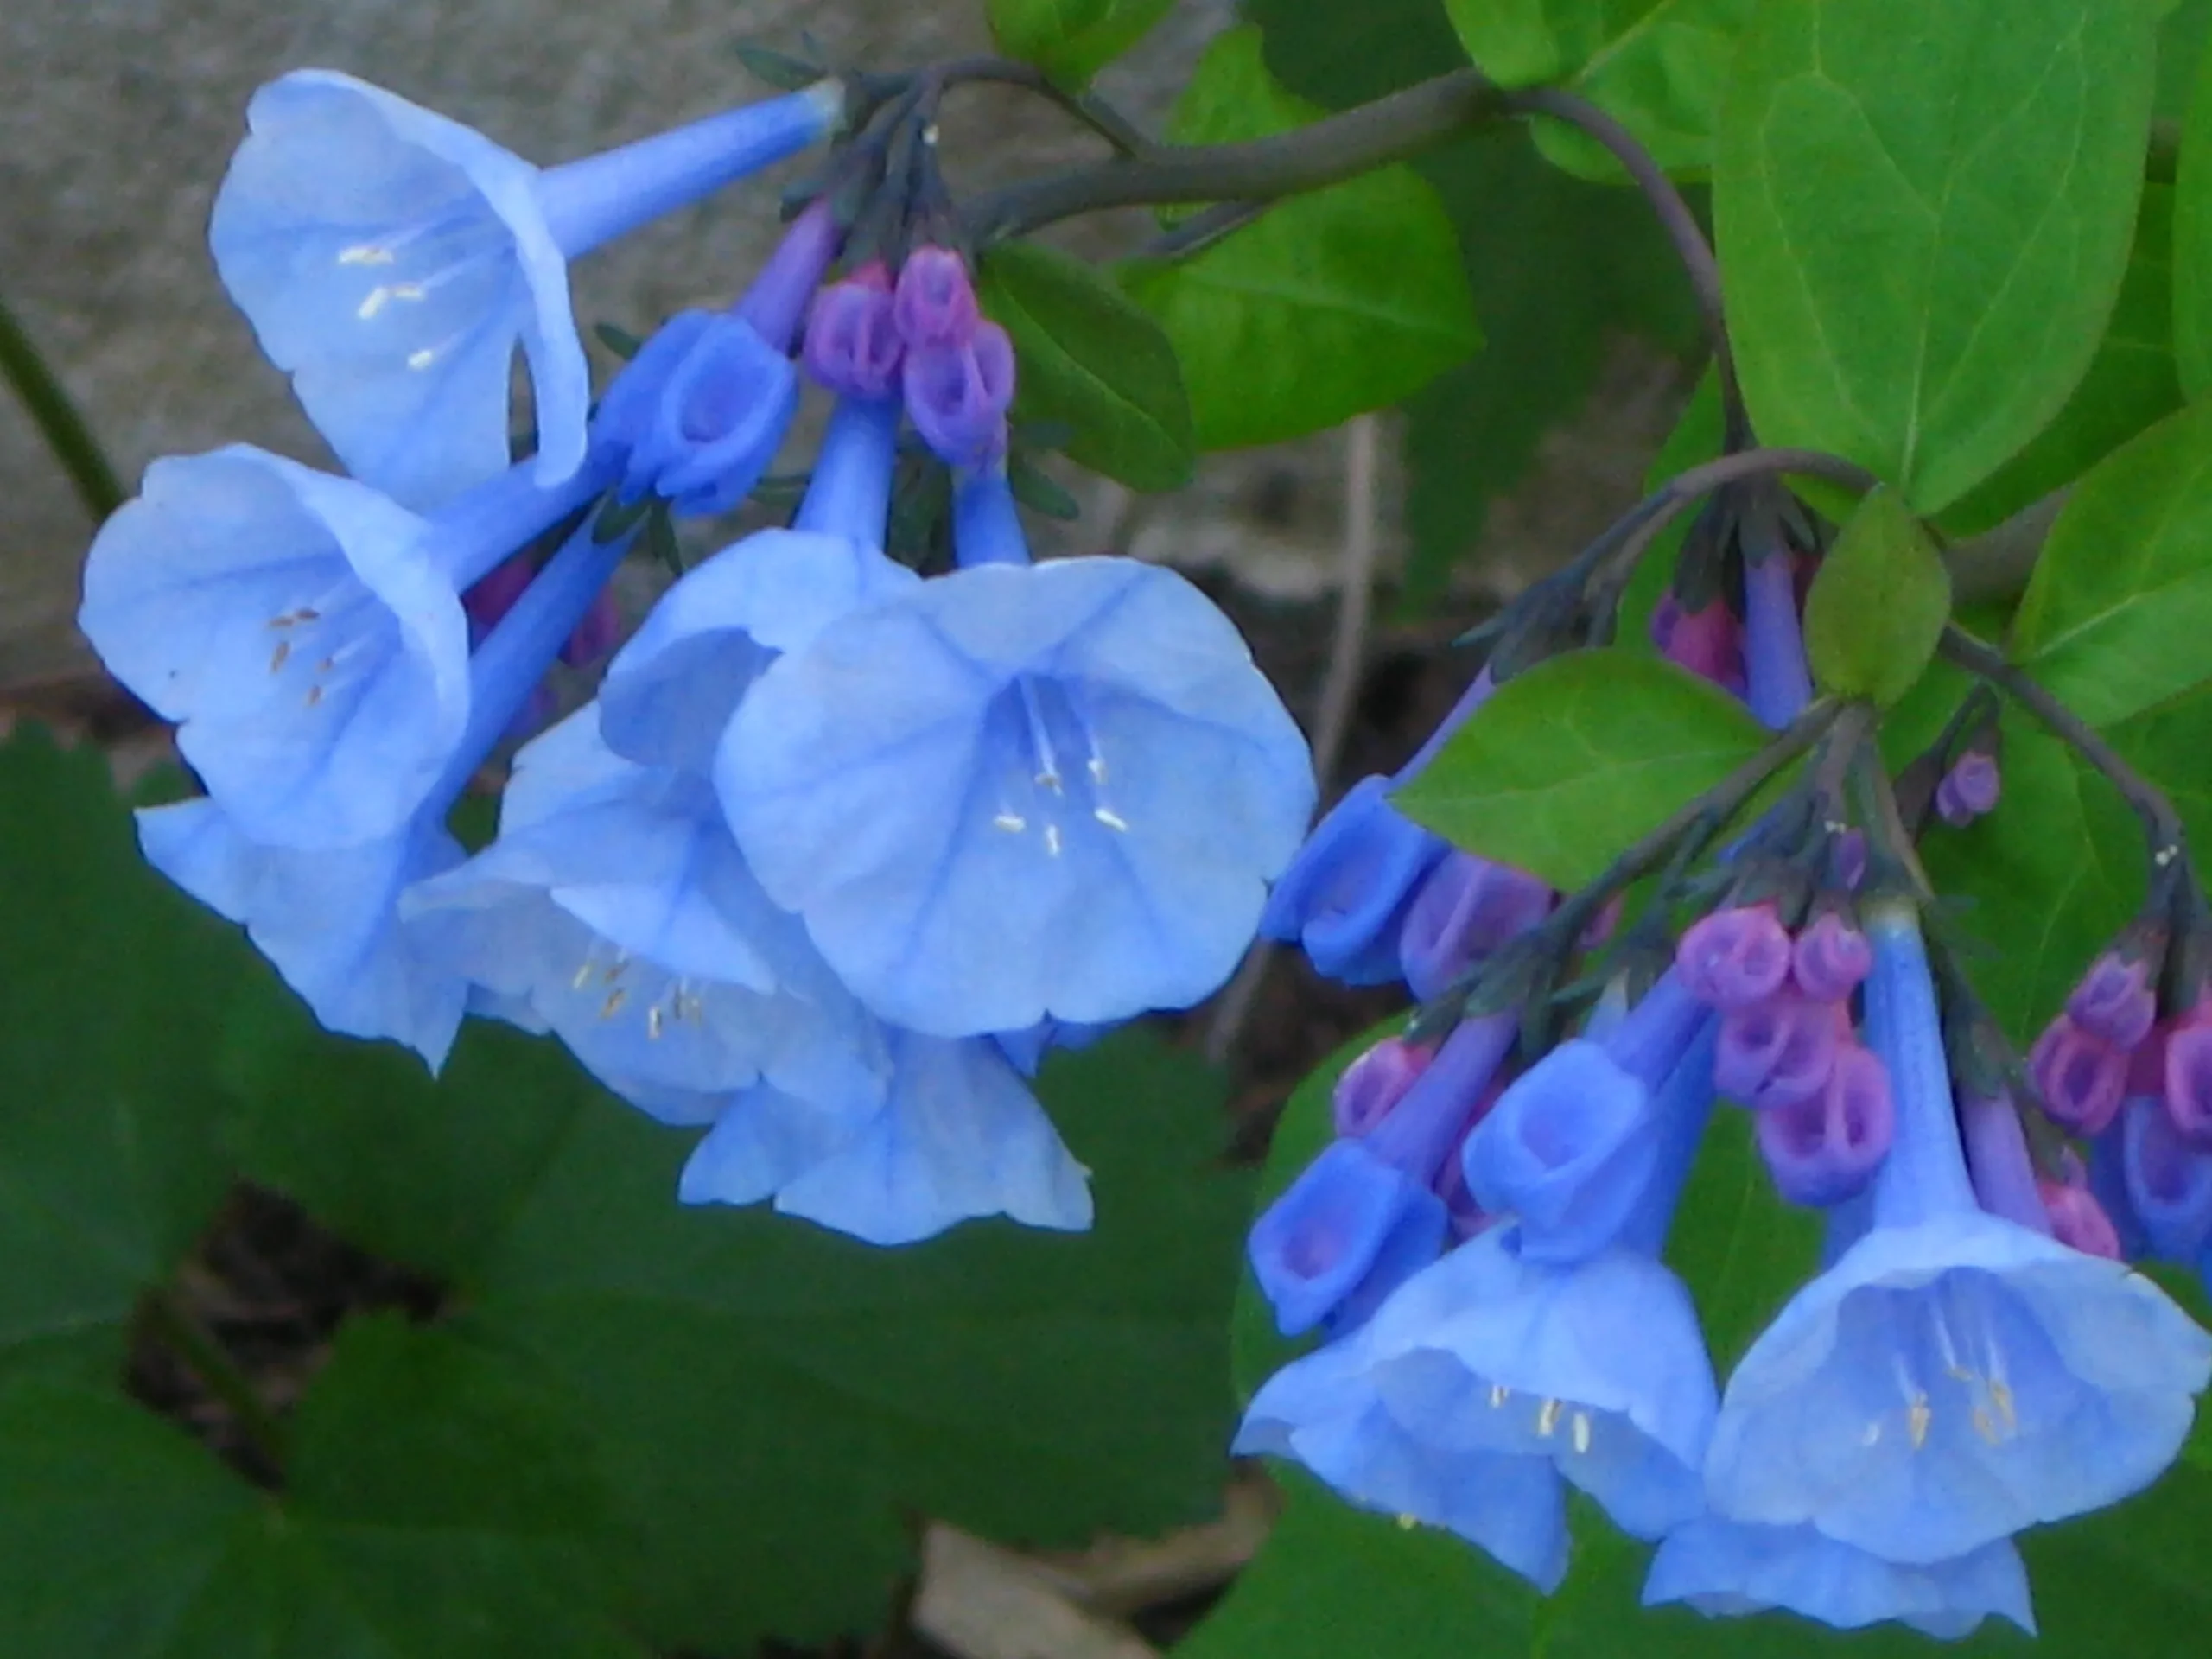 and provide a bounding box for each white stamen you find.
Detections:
[1094,807,1129,832]
[1570,1412,1592,1455]
[993,811,1027,833]
[1487,1383,1510,1408]
[1536,1398,1561,1438]
[407,346,438,371]
[1044,824,1063,858]
[339,244,396,265]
